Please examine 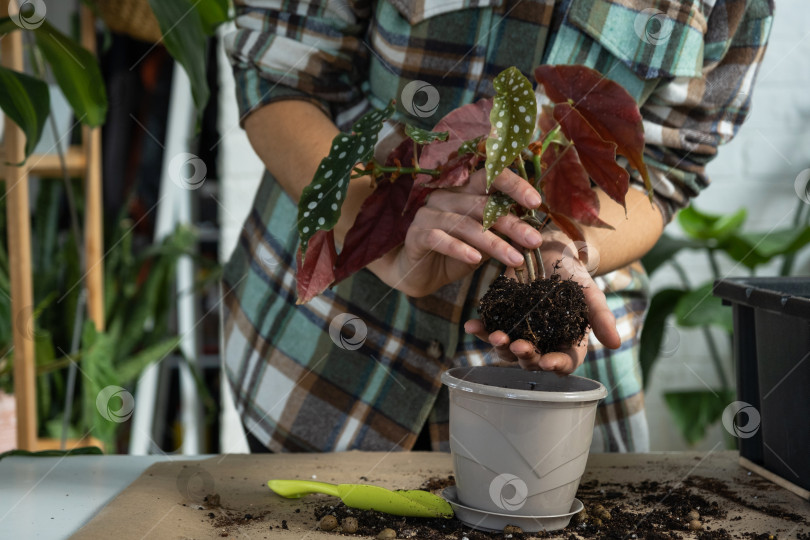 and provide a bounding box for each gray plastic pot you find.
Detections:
[441,366,606,516]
